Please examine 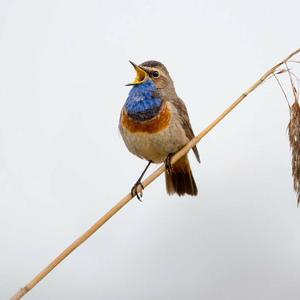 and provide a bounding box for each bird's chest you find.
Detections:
[121,102,171,134]
[120,102,187,162]
[121,81,167,130]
